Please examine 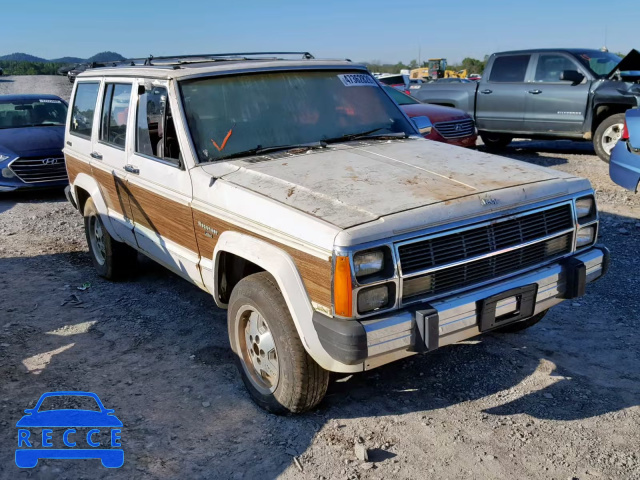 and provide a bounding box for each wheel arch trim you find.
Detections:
[71,173,122,242]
